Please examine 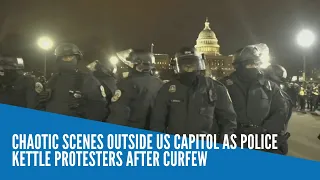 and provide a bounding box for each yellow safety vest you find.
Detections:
[299,88,305,96]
